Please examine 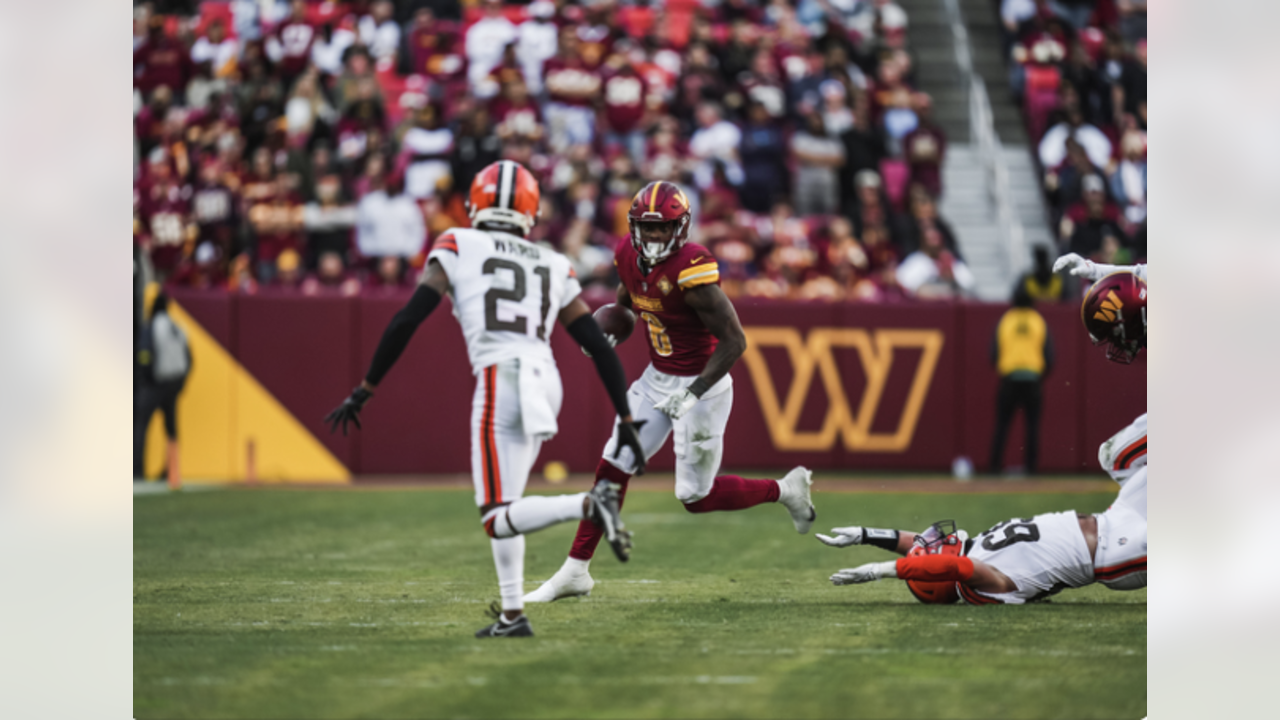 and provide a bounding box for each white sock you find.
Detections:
[488,493,587,538]
[562,556,591,575]
[490,535,526,612]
